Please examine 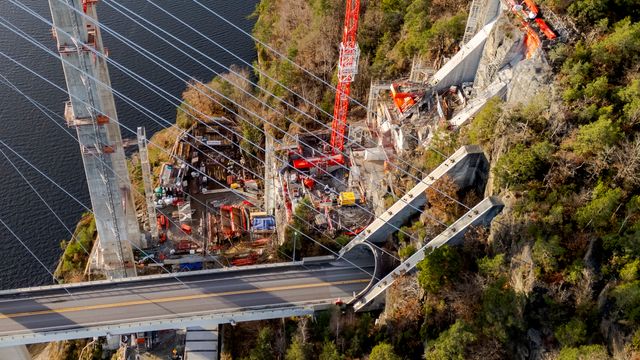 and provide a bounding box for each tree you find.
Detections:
[574,182,623,229]
[319,341,342,360]
[417,245,462,293]
[425,320,476,360]
[479,278,523,343]
[285,337,310,360]
[590,18,640,71]
[248,328,275,360]
[555,318,588,347]
[477,254,505,280]
[532,235,566,274]
[493,141,555,188]
[369,343,401,360]
[619,79,640,127]
[570,116,622,157]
